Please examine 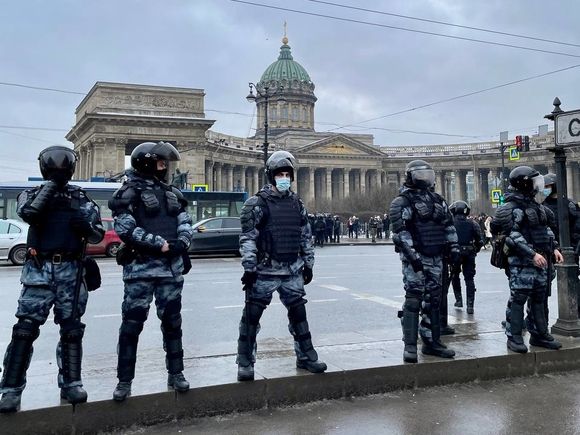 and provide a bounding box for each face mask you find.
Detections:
[156,168,168,182]
[542,187,552,196]
[275,177,291,192]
